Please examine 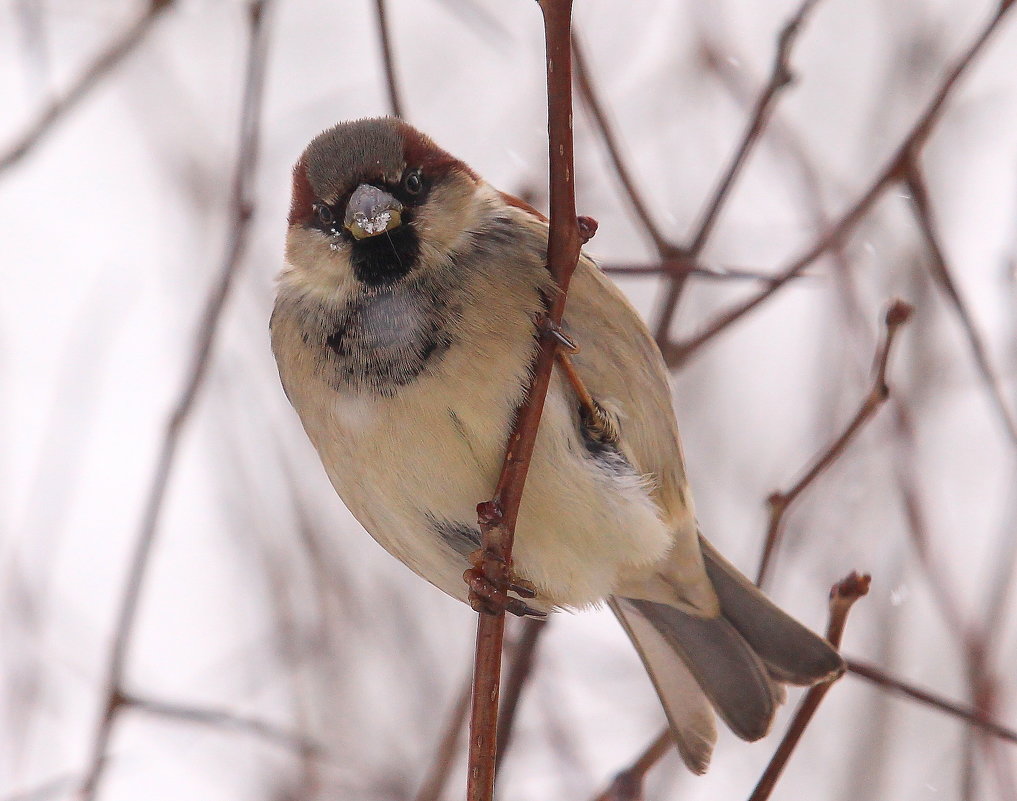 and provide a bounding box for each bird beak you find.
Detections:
[344,184,404,240]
